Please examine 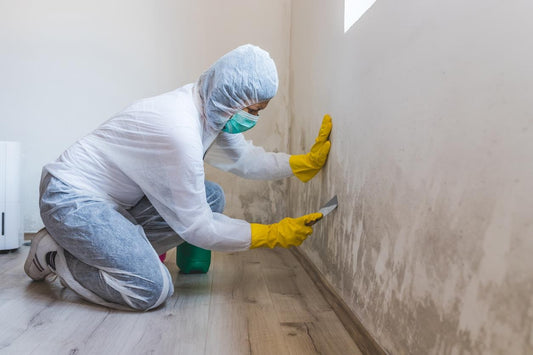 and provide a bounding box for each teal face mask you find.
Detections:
[222,110,259,134]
